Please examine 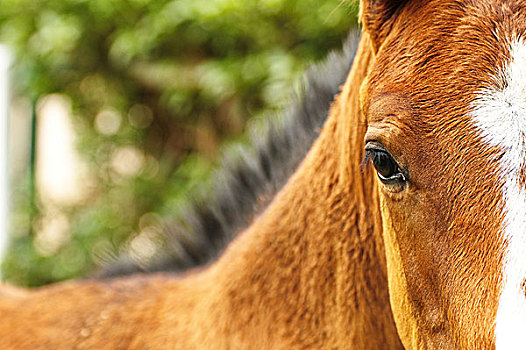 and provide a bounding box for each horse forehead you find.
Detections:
[368,1,526,125]
[474,38,526,159]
